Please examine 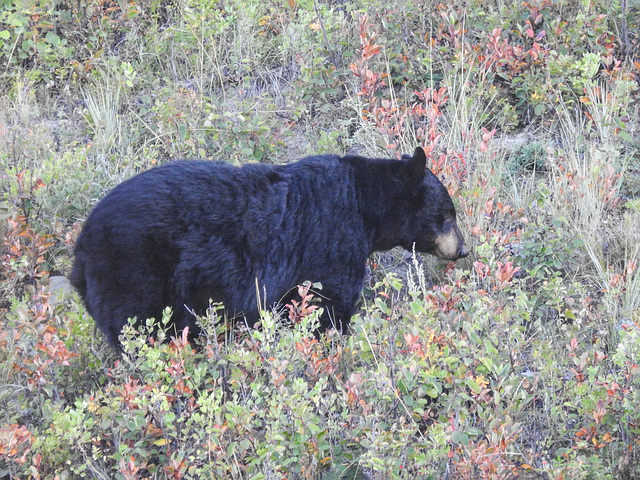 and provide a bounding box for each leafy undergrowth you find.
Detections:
[1,0,640,478]
[2,206,640,479]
